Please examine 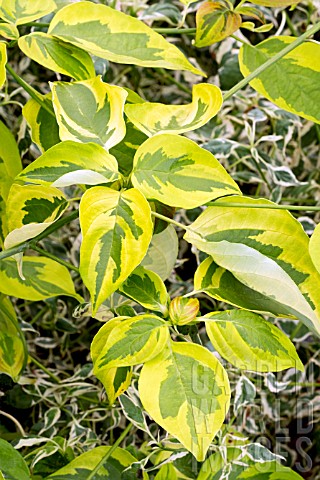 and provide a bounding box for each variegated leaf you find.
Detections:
[16,141,119,188]
[141,225,178,280]
[139,341,230,461]
[203,310,303,372]
[110,118,148,176]
[0,256,82,301]
[310,224,320,275]
[185,196,320,335]
[194,256,305,319]
[0,439,30,480]
[91,318,132,404]
[125,84,222,136]
[0,295,28,381]
[132,134,240,209]
[4,184,67,249]
[93,314,169,375]
[23,94,60,153]
[47,446,137,479]
[239,36,320,124]
[155,464,177,480]
[0,22,19,40]
[119,266,169,314]
[0,41,6,89]
[195,1,242,48]
[0,0,56,25]
[19,32,95,80]
[79,186,153,314]
[0,120,22,245]
[48,1,203,75]
[51,76,127,149]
